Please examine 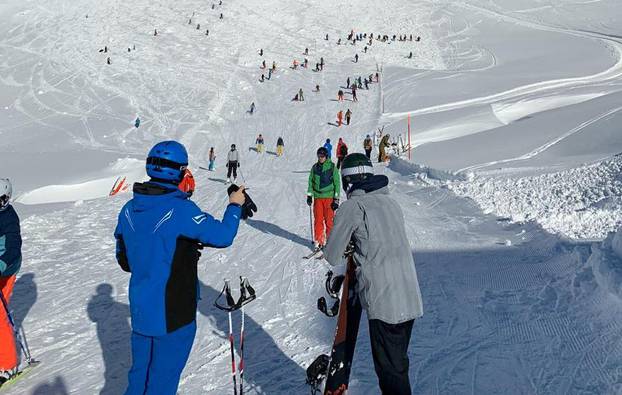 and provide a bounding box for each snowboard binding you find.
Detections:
[317,270,345,317]
[214,277,257,312]
[306,354,330,394]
